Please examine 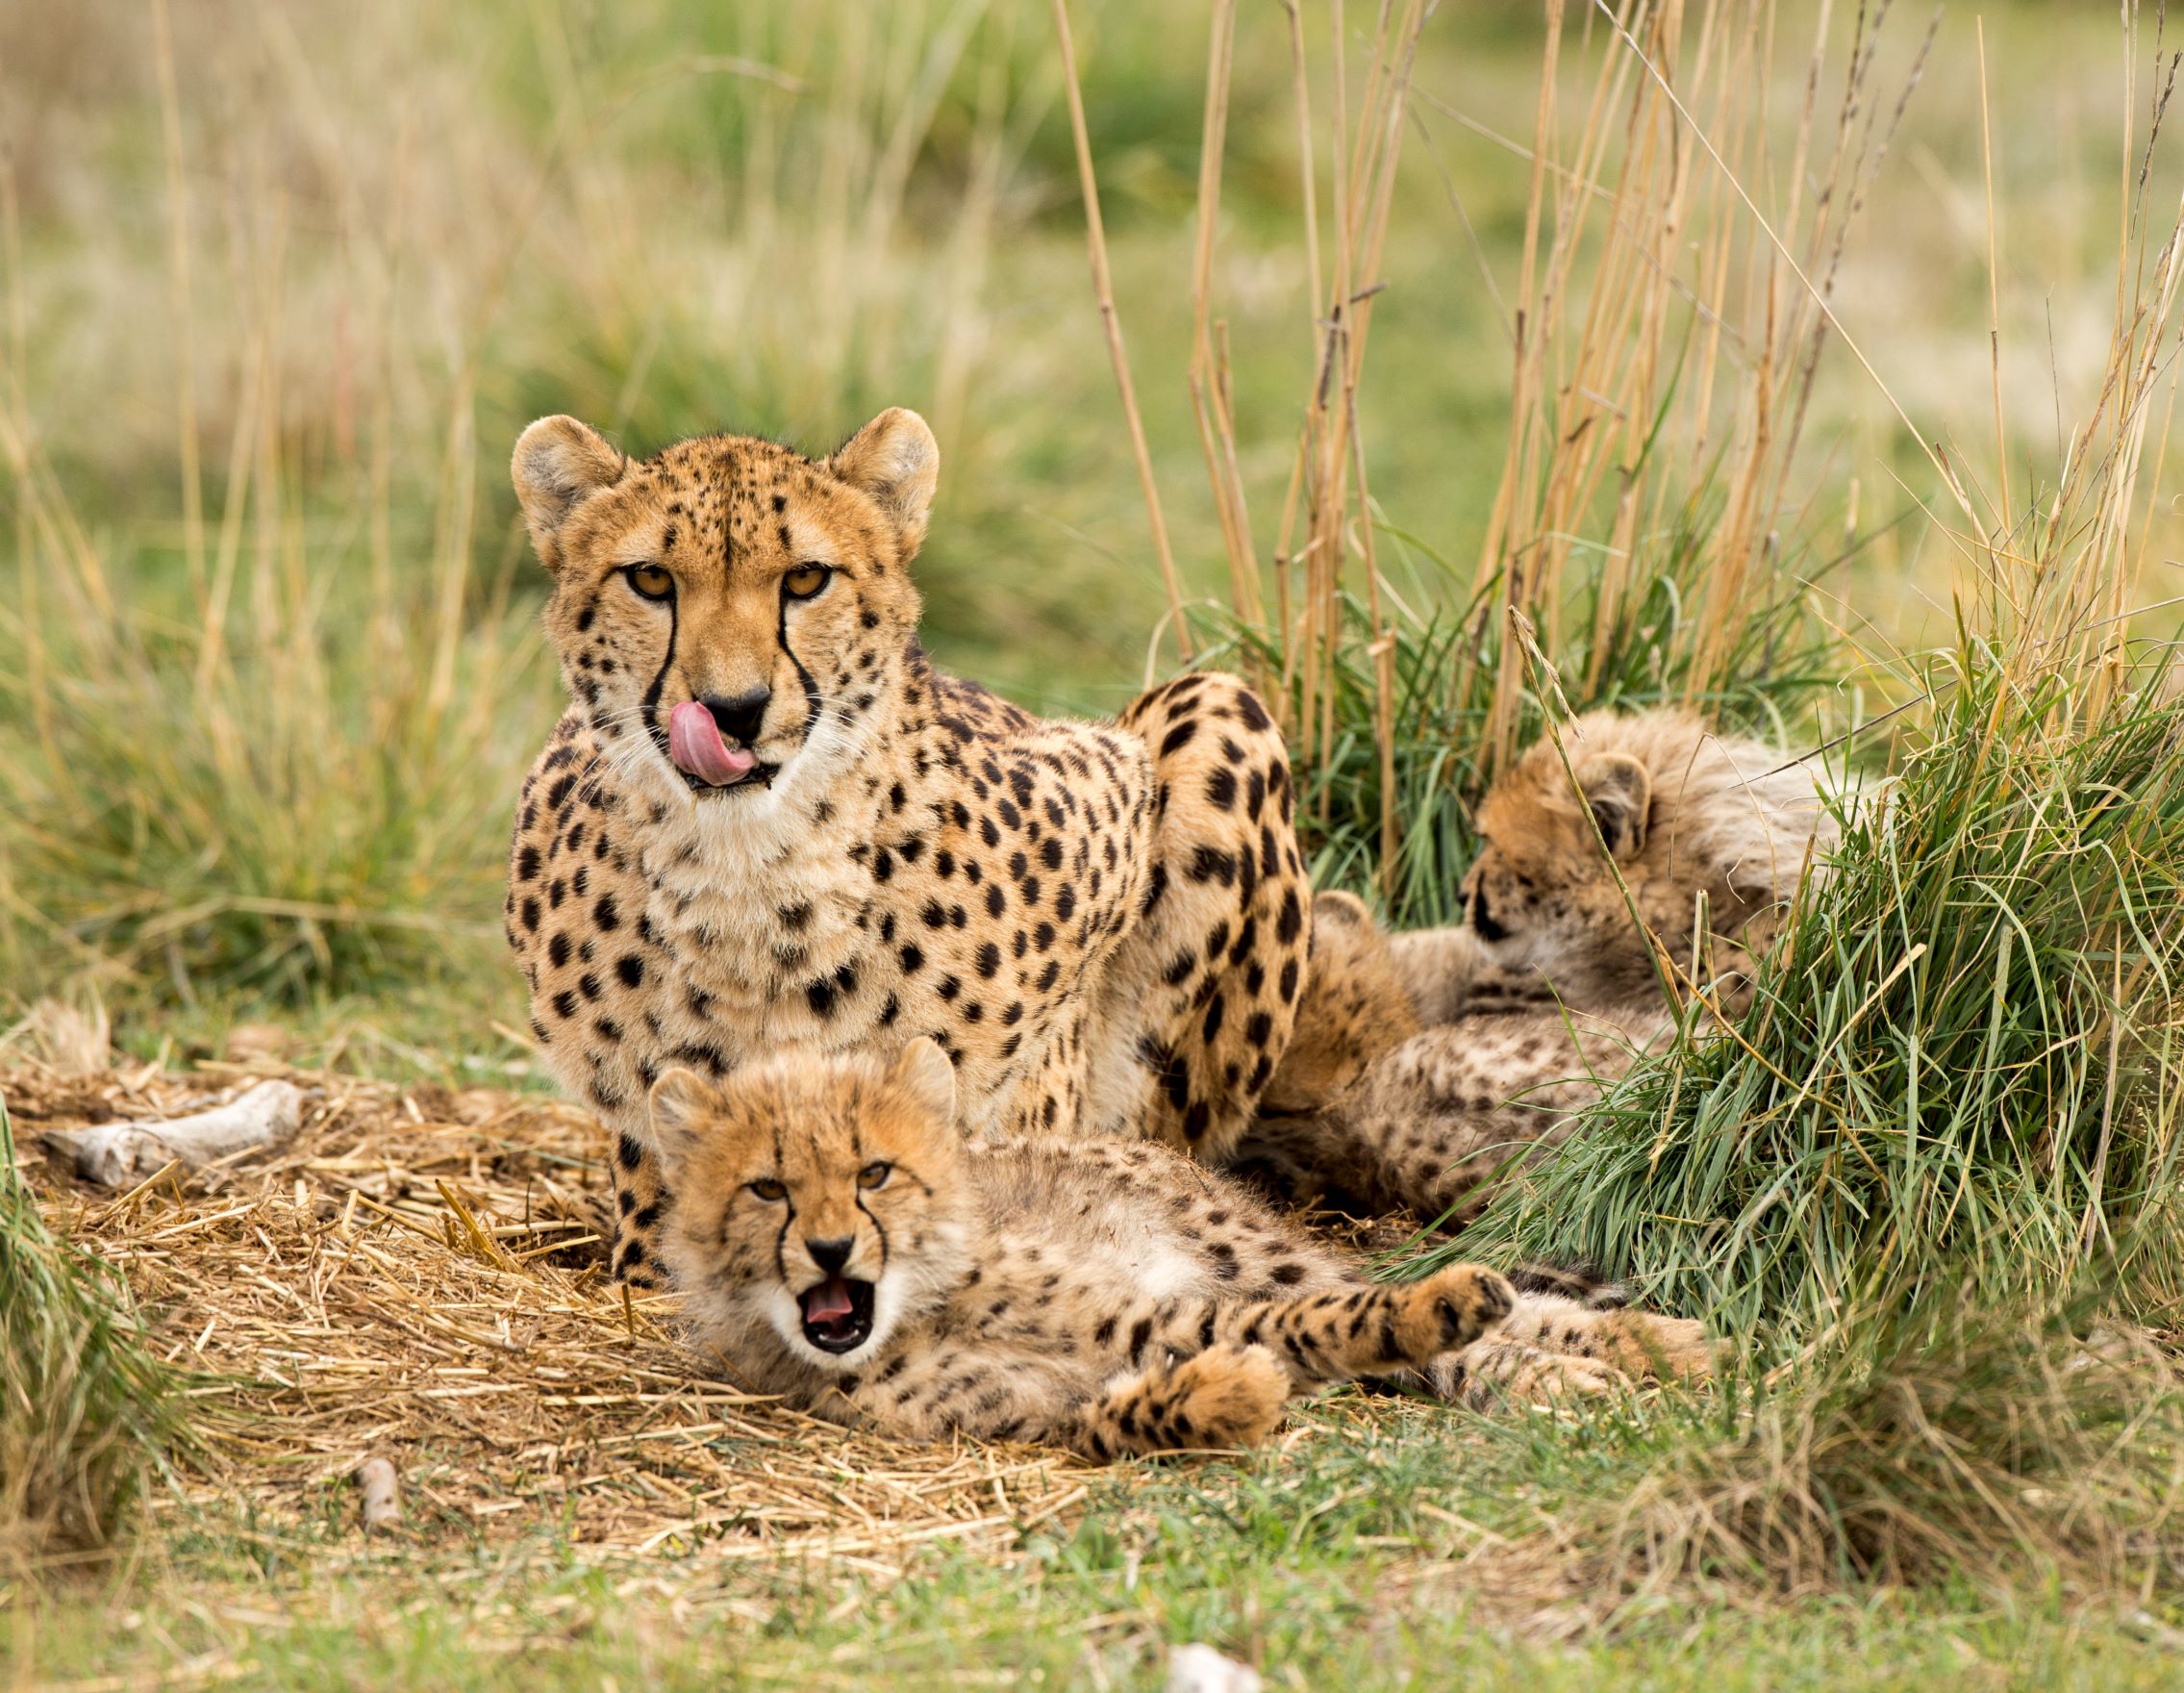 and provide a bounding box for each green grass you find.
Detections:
[8,1389,2183,1689]
[0,1098,189,1573]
